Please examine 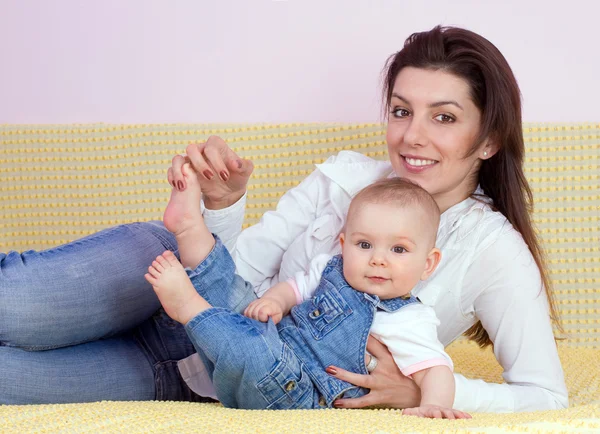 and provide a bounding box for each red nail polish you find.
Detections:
[326,367,337,375]
[177,181,184,190]
[203,169,214,180]
[220,171,229,181]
